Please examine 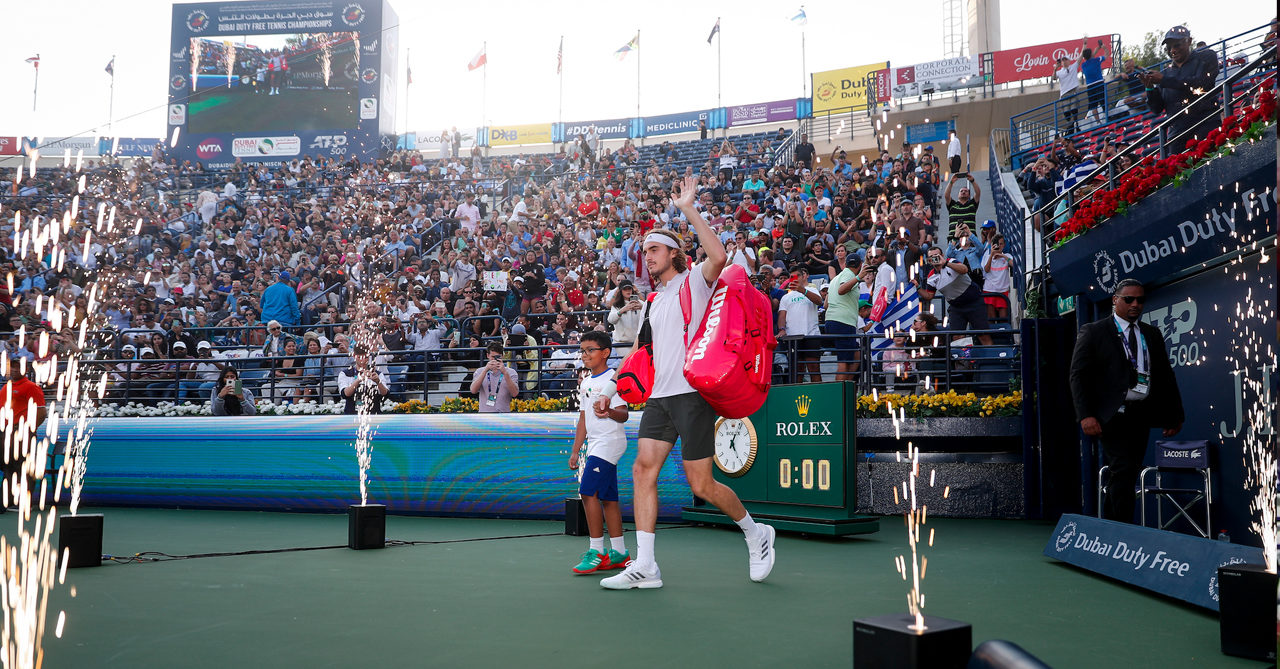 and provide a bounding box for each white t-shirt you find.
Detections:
[948,136,962,160]
[1056,62,1080,97]
[649,268,715,398]
[779,288,821,336]
[728,247,756,272]
[579,369,628,464]
[981,250,1012,293]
